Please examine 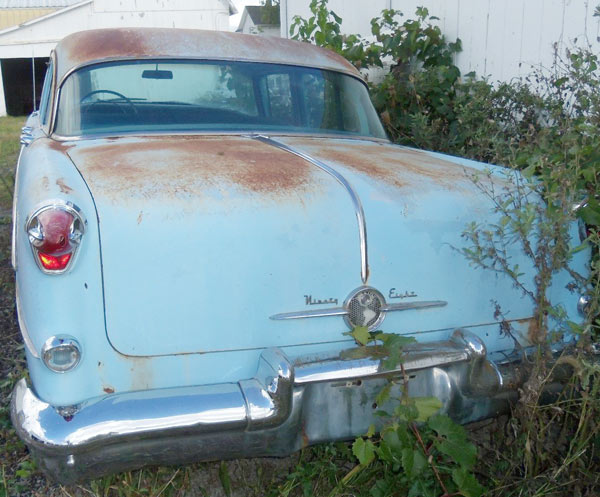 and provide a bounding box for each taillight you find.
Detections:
[26,202,85,274]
